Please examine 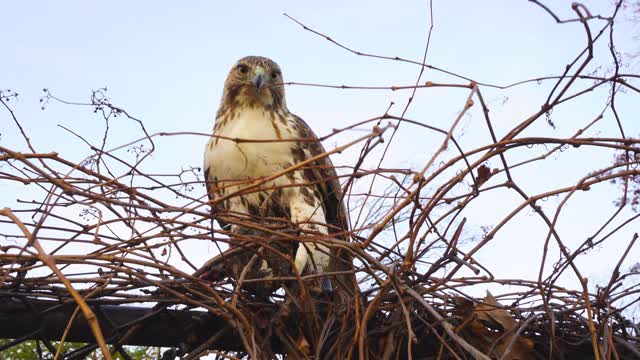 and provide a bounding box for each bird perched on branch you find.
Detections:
[203,56,354,297]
